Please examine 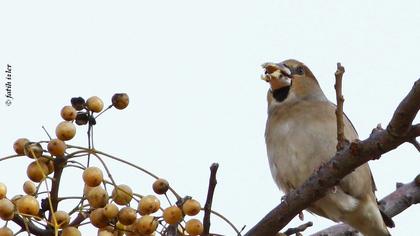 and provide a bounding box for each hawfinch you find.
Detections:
[262,59,394,236]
